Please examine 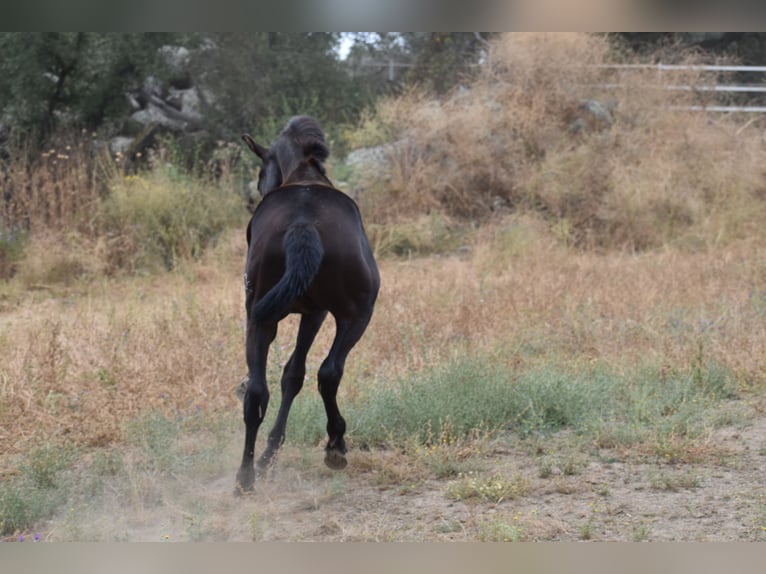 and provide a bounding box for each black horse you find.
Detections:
[236,116,380,493]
